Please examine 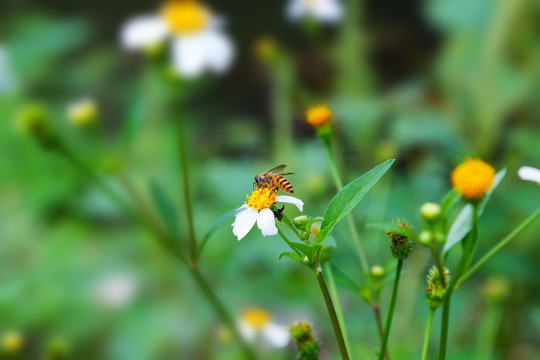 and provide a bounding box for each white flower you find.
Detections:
[286,0,343,24]
[120,1,234,79]
[94,273,138,309]
[0,45,17,95]
[232,188,304,241]
[239,309,289,348]
[518,166,540,185]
